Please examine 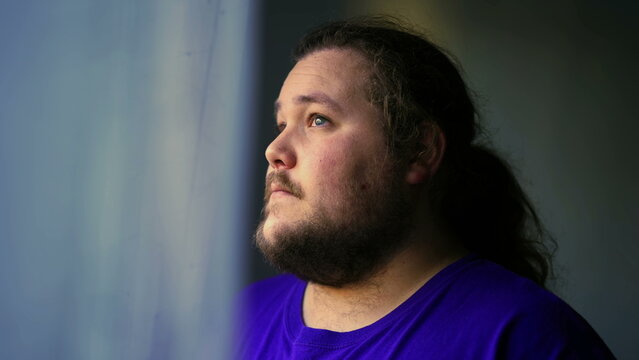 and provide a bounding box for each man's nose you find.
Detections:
[265,131,296,170]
